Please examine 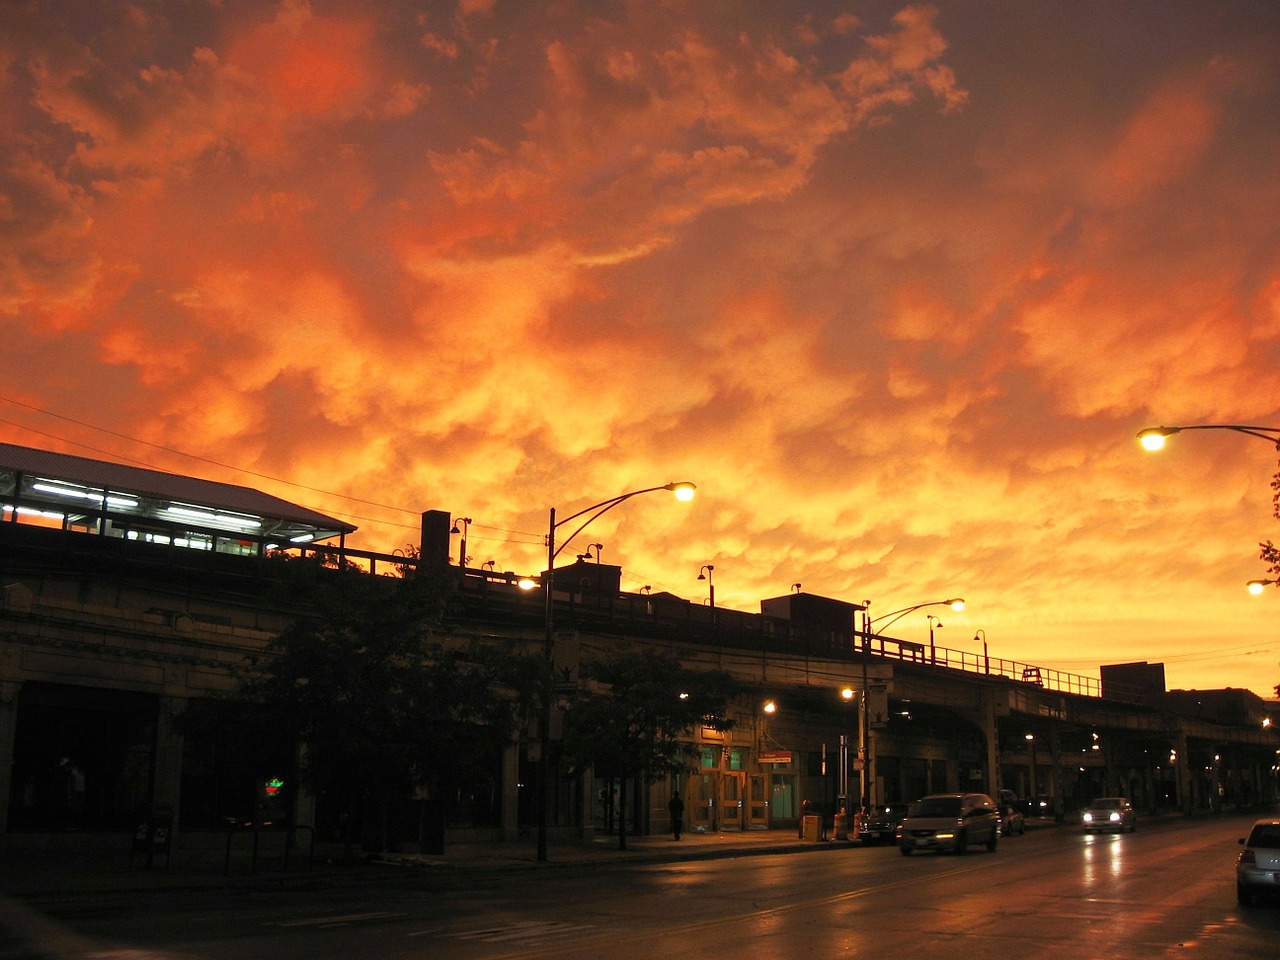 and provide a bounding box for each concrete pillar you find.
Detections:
[153,695,186,834]
[1173,729,1191,816]
[501,742,520,840]
[0,681,21,837]
[981,693,1000,798]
